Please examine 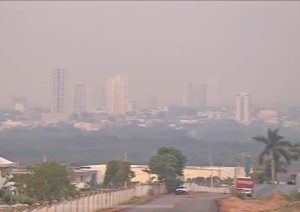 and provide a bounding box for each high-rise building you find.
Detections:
[74,83,87,113]
[235,92,251,125]
[183,82,206,108]
[107,75,128,114]
[12,97,26,113]
[183,82,194,107]
[206,79,219,108]
[52,68,65,113]
[99,86,106,109]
